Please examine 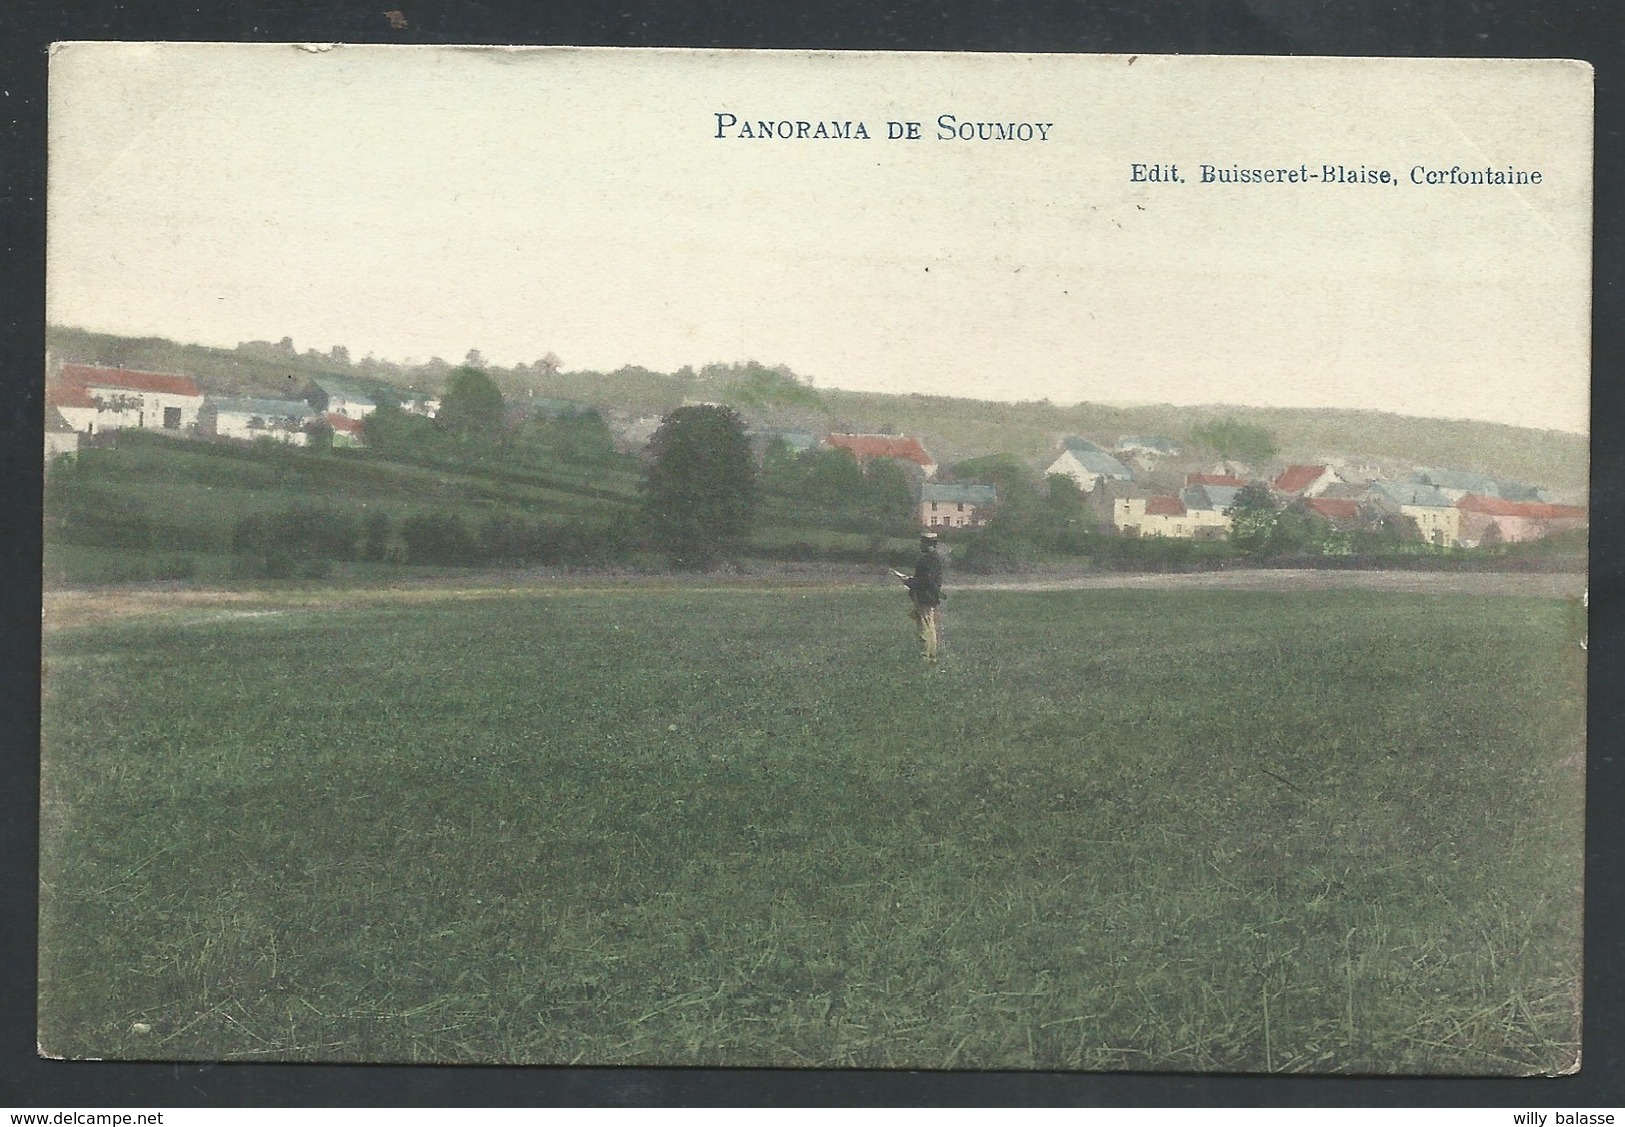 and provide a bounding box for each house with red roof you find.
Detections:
[323,412,367,448]
[1186,472,1247,488]
[1273,464,1343,498]
[1456,494,1587,546]
[1113,494,1230,539]
[49,364,204,436]
[1303,497,1361,527]
[823,433,937,478]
